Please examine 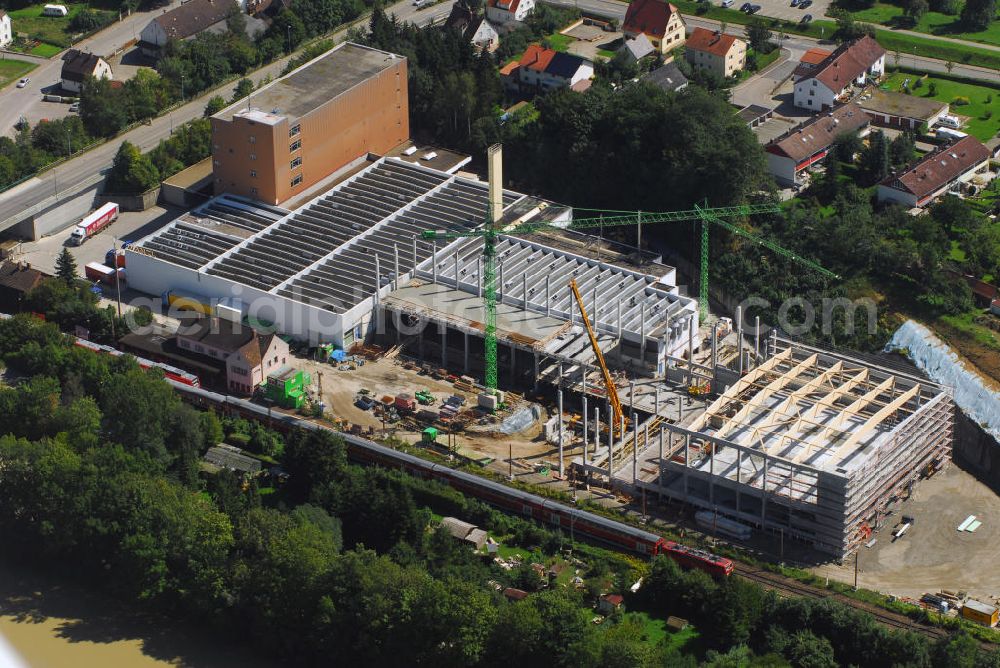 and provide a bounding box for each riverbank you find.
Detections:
[0,558,275,668]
